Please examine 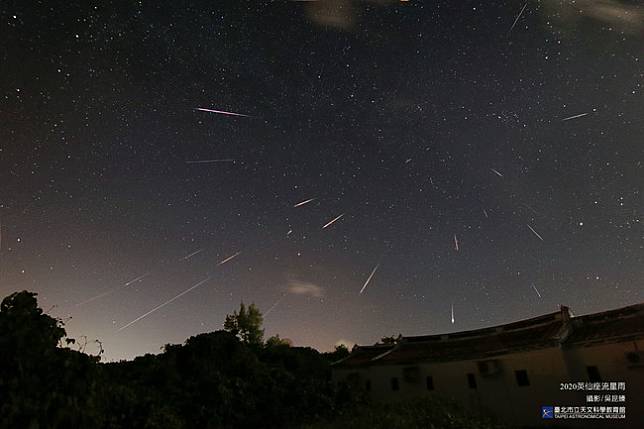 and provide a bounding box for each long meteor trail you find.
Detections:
[118,277,212,332]
[218,251,241,266]
[508,2,528,35]
[180,249,204,261]
[76,272,152,306]
[186,159,234,164]
[359,263,380,295]
[322,213,344,229]
[293,197,317,208]
[561,112,589,121]
[527,224,544,241]
[195,107,250,117]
